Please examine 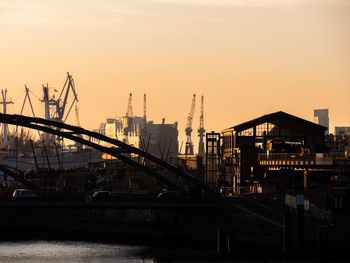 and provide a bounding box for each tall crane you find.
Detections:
[185,94,196,155]
[42,72,79,123]
[17,85,41,139]
[124,93,133,137]
[20,86,36,117]
[198,95,205,156]
[41,72,79,144]
[56,72,79,122]
[0,89,13,146]
[143,94,146,128]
